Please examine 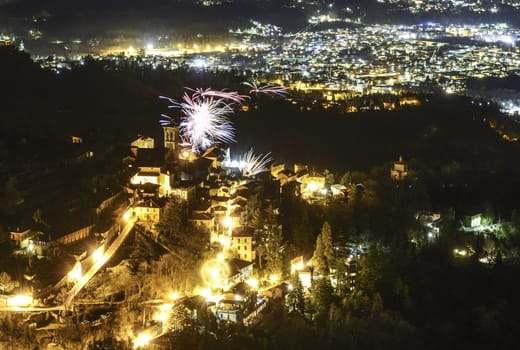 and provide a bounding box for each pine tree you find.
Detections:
[312,234,328,275]
[321,222,335,268]
[155,197,186,239]
[340,171,351,186]
[310,277,334,326]
[264,225,284,279]
[311,222,335,276]
[286,274,305,316]
[371,292,384,317]
[0,272,19,294]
